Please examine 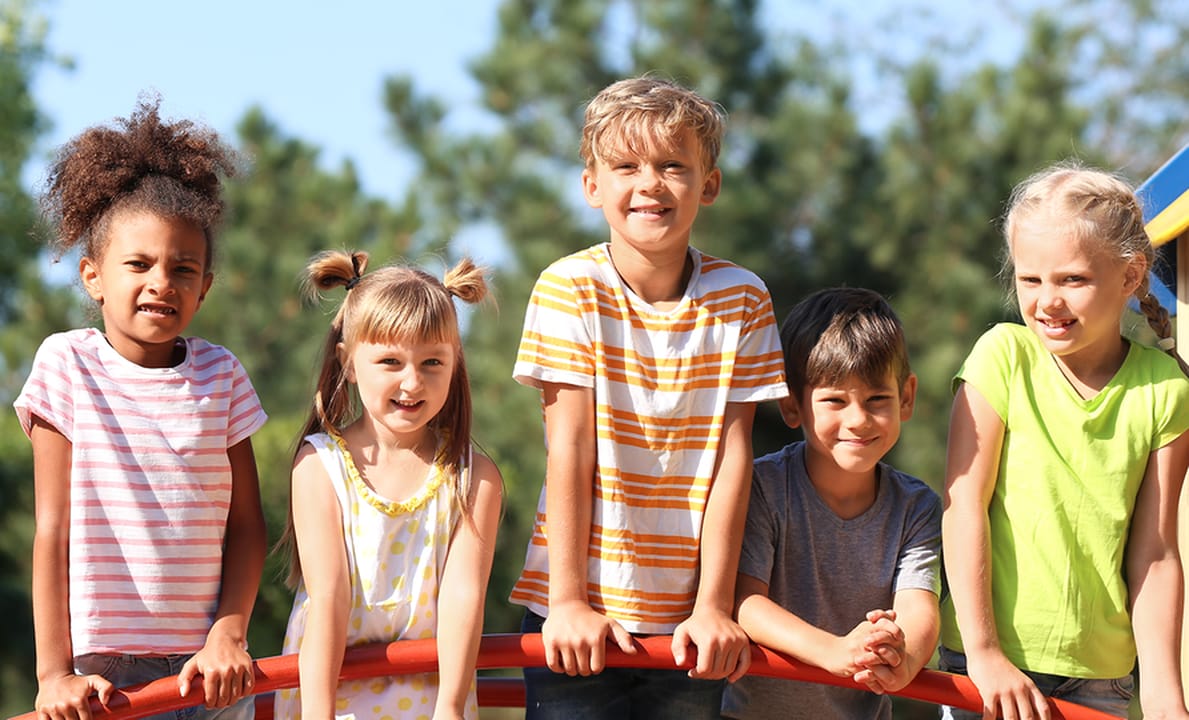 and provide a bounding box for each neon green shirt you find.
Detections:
[941,323,1189,677]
